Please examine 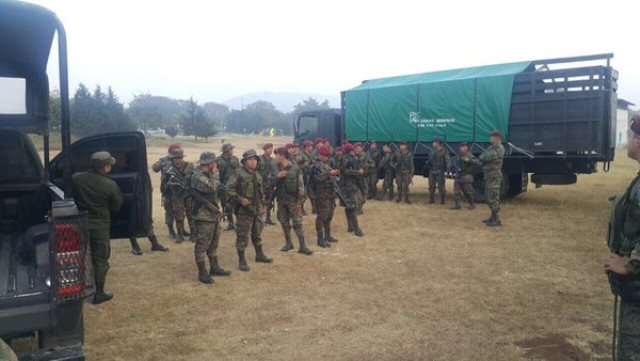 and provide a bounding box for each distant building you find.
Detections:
[616,99,636,146]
